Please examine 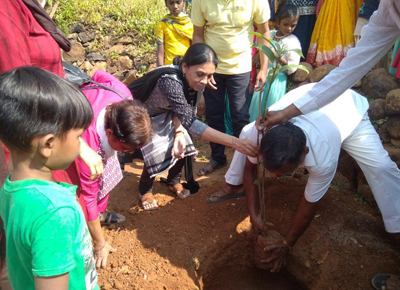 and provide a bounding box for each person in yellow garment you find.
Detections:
[156,0,193,66]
